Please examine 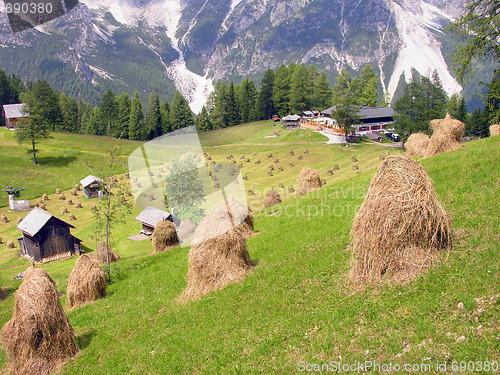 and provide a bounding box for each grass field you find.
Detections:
[0,124,498,374]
